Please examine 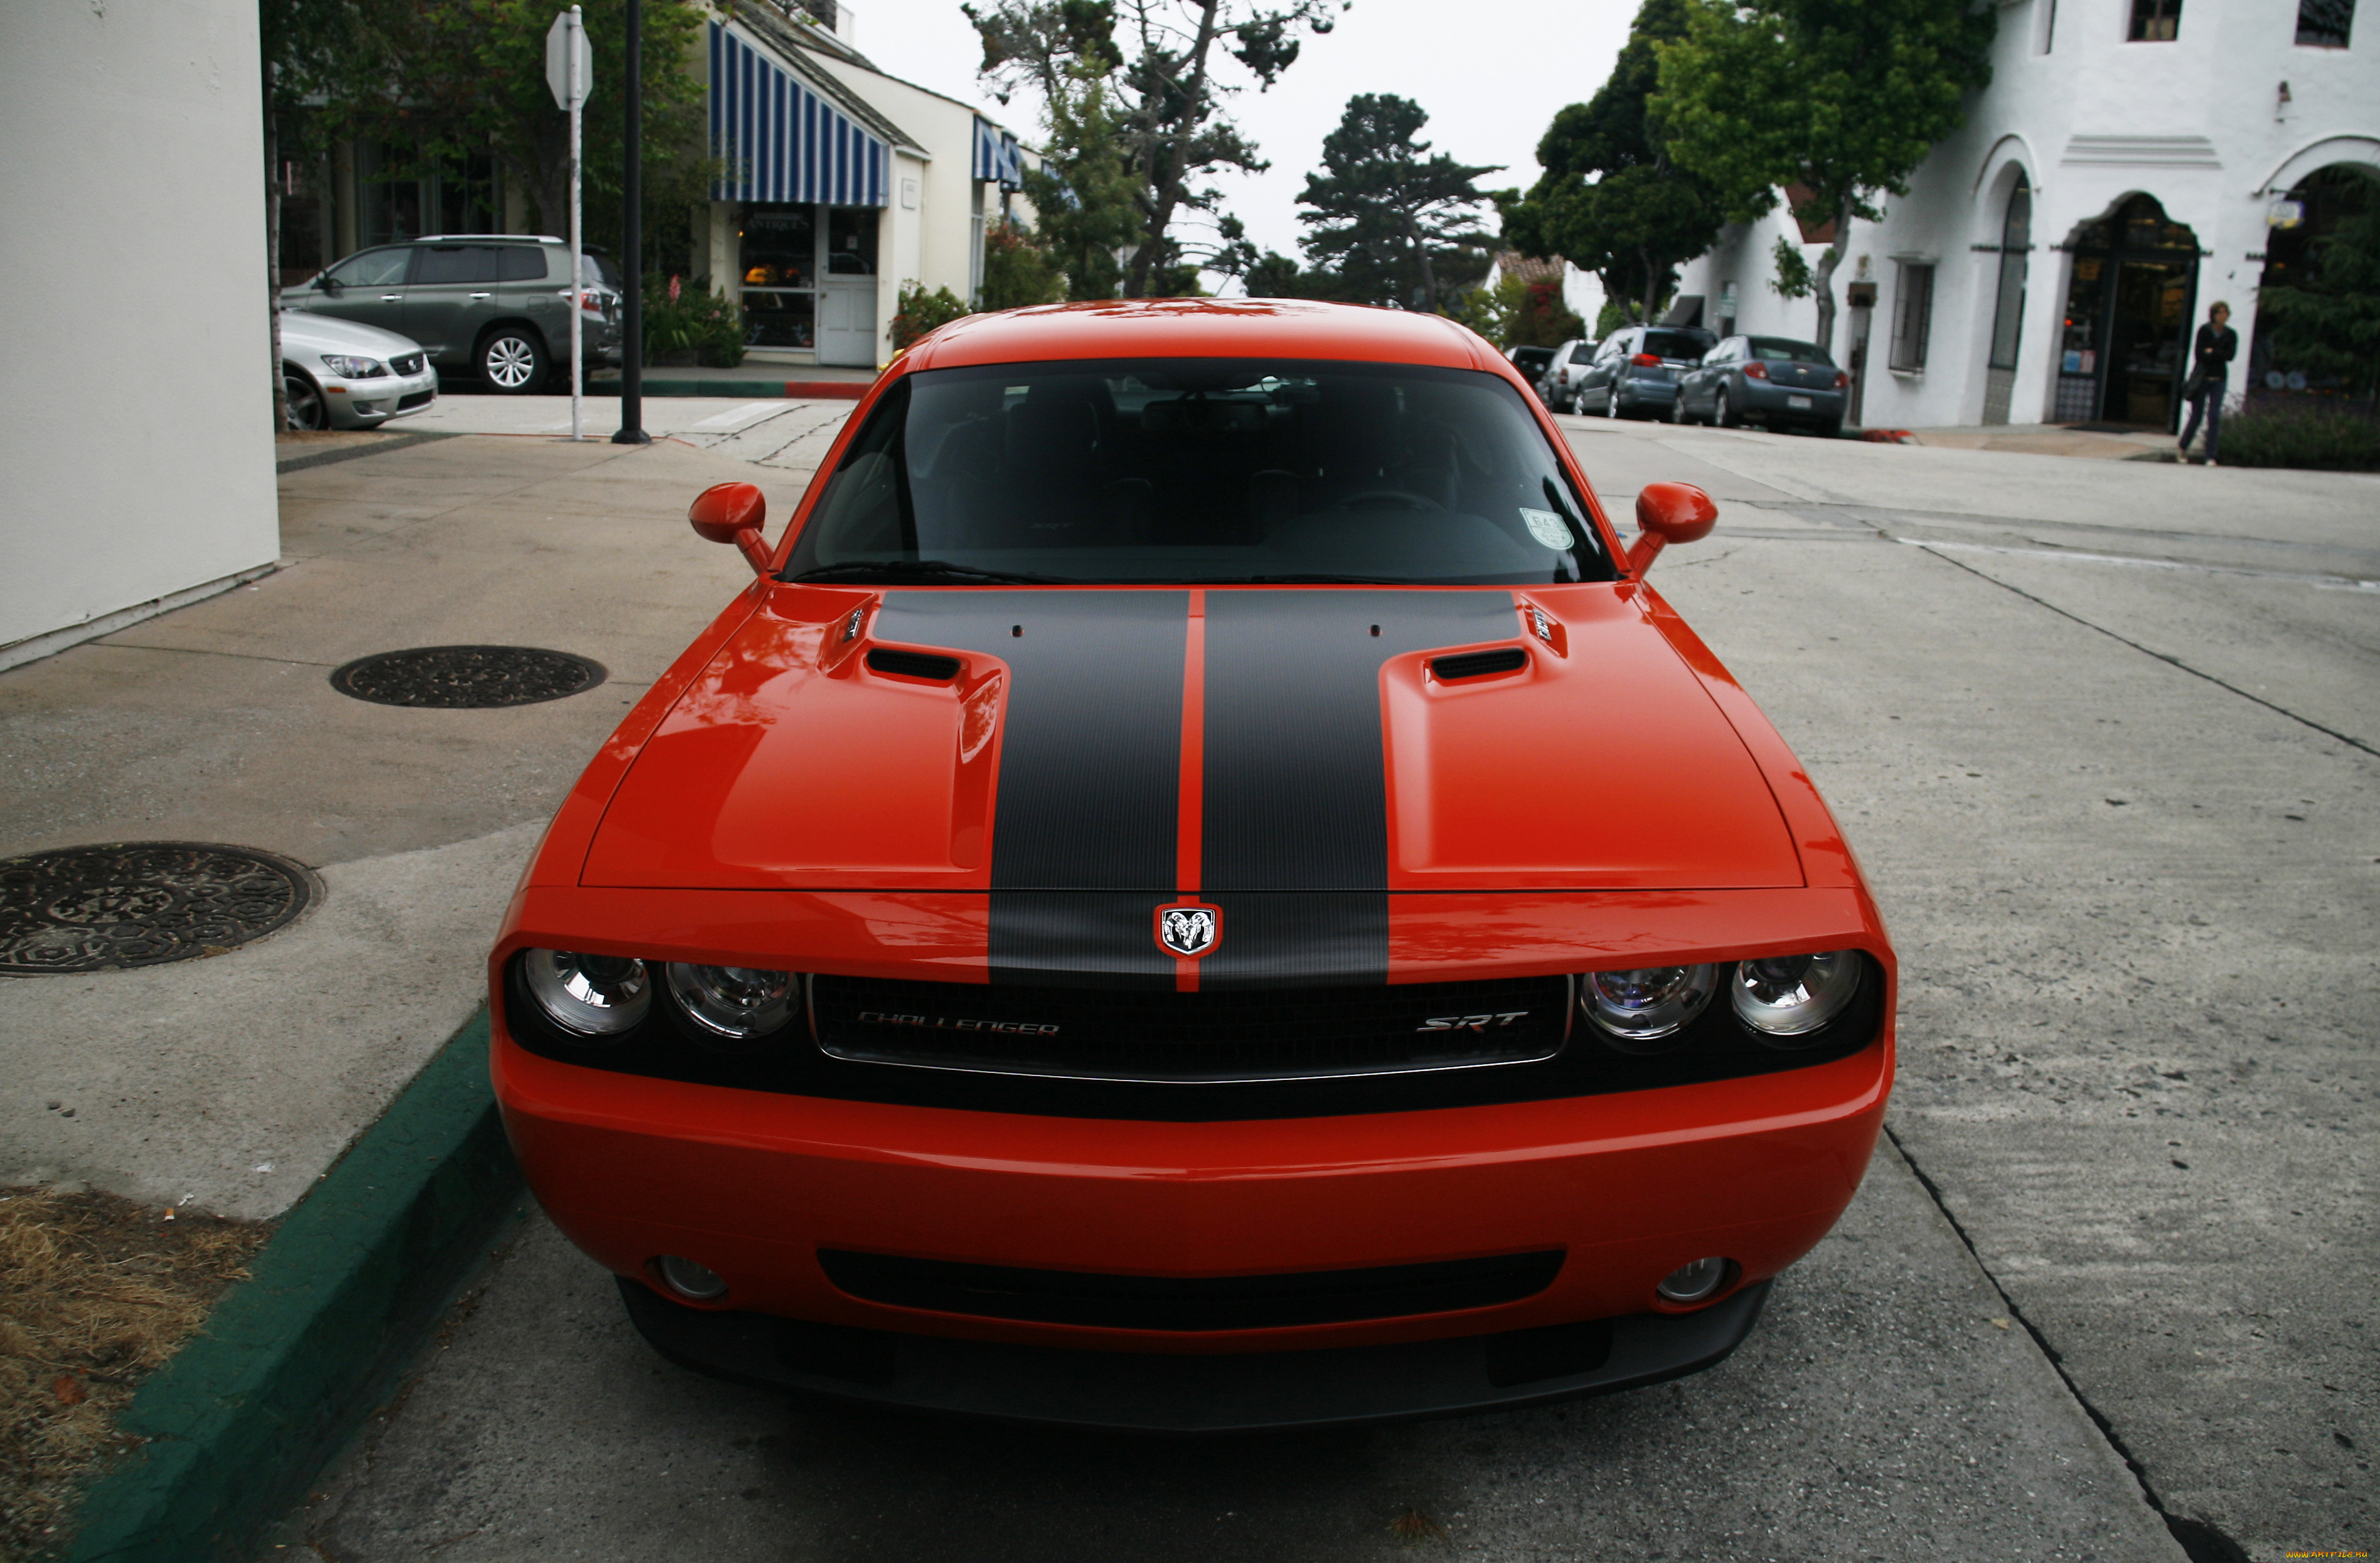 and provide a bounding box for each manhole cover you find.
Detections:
[0,843,316,976]
[329,645,606,708]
